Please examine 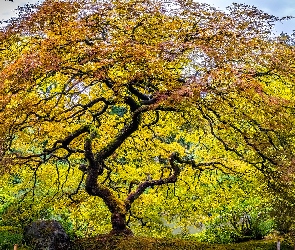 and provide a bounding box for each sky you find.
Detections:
[0,0,294,34]
[198,0,295,34]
